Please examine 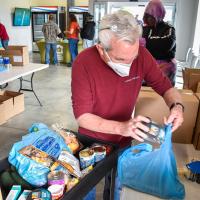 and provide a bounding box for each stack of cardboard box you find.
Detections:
[0,90,24,125]
[135,87,199,145]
